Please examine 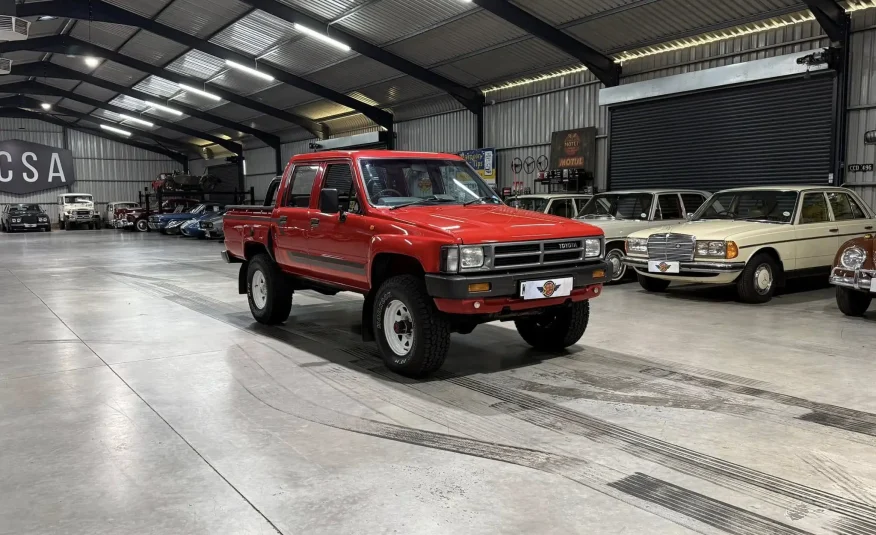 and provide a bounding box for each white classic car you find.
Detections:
[623,186,876,303]
[507,193,592,219]
[575,189,710,282]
